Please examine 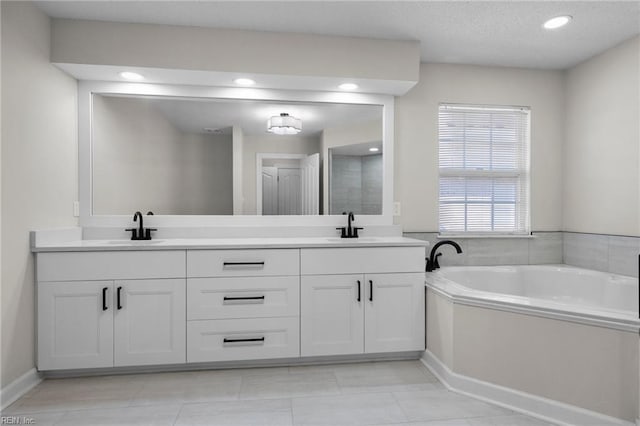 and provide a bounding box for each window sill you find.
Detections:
[437,234,535,239]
